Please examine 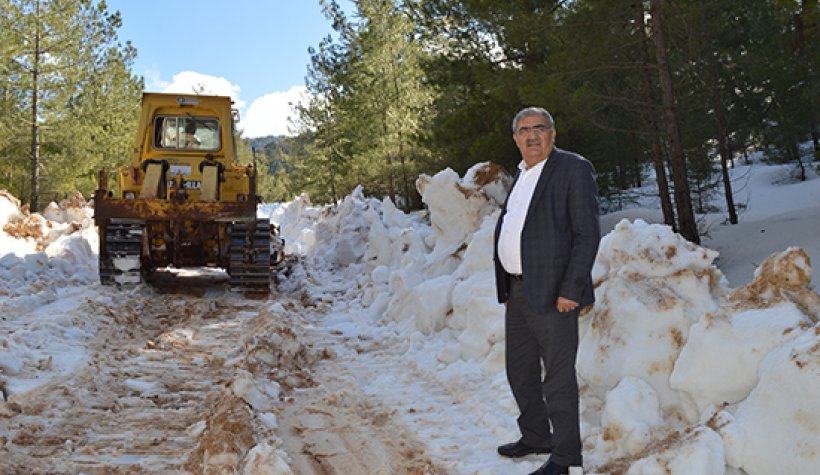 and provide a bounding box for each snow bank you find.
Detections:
[263,163,512,366]
[0,192,98,314]
[260,163,819,474]
[0,191,101,400]
[579,219,725,423]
